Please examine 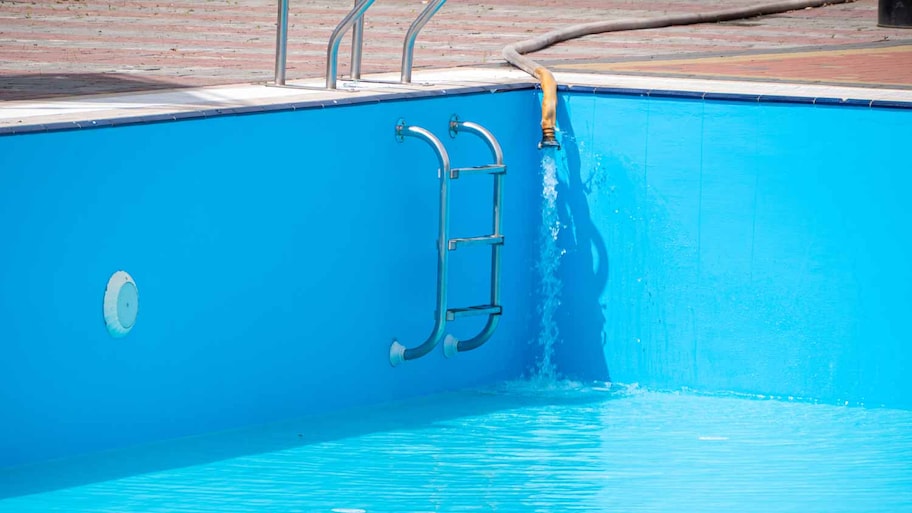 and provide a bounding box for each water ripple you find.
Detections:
[2,384,911,512]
